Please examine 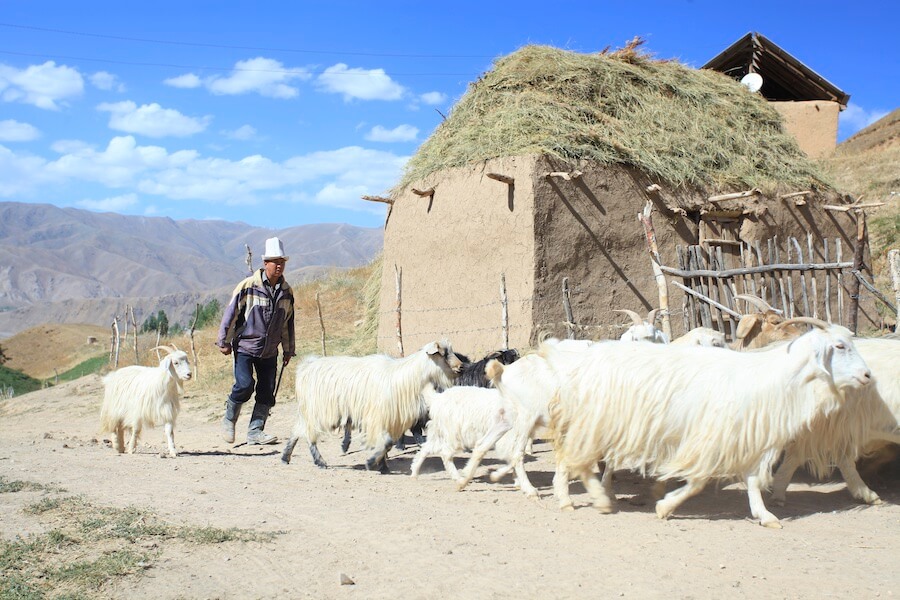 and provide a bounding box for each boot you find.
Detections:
[247,403,278,445]
[221,400,242,443]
